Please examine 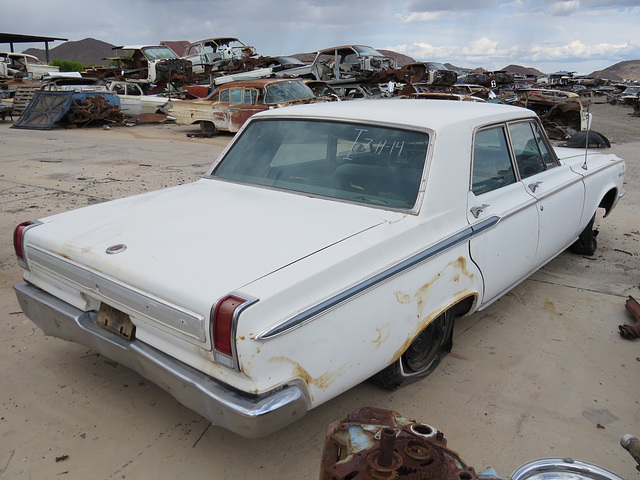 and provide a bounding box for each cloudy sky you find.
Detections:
[4,0,640,74]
